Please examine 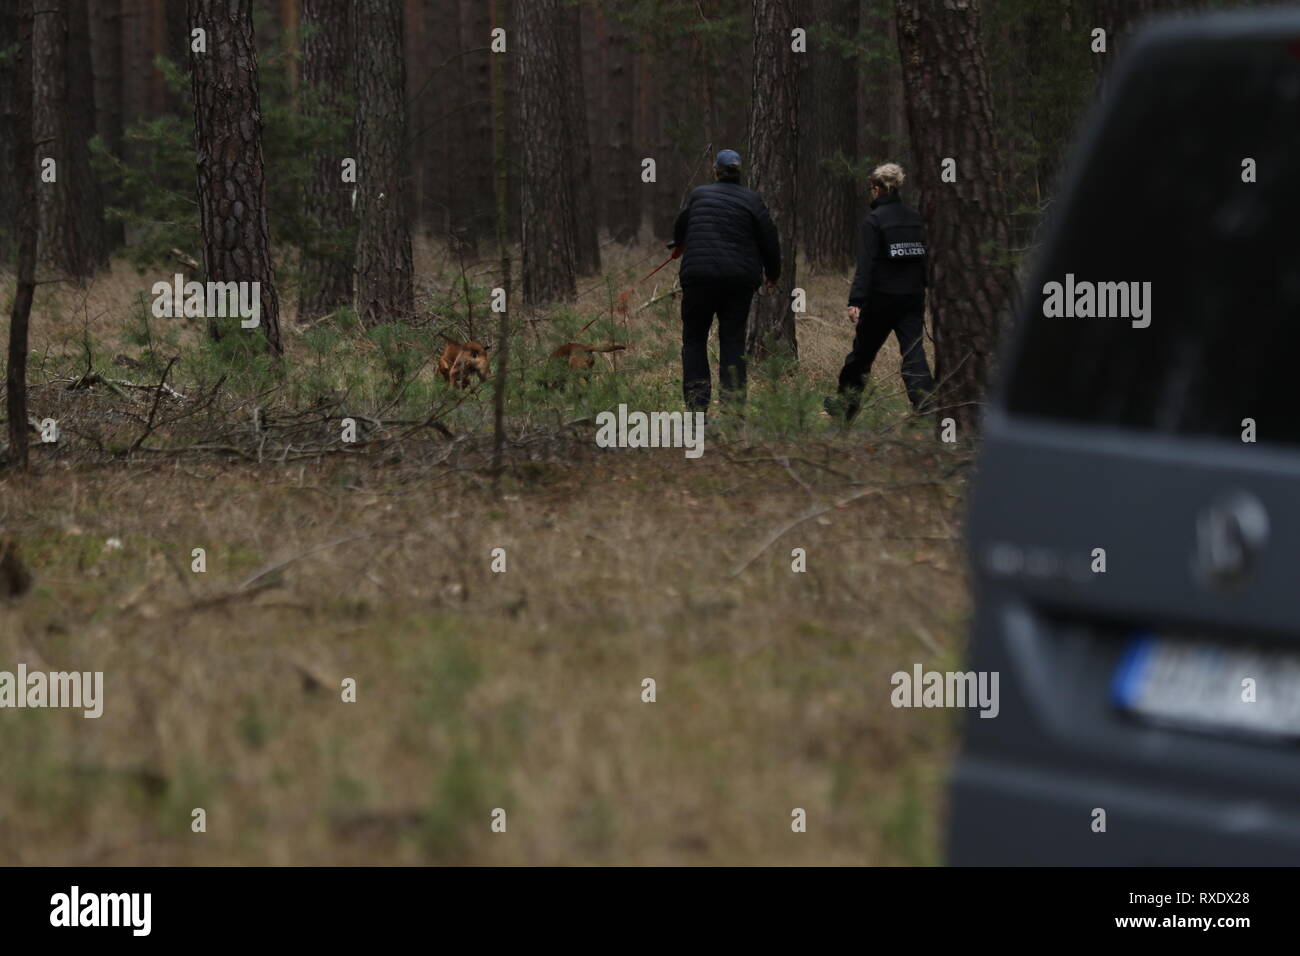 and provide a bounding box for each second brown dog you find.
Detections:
[437,339,491,388]
[544,342,626,388]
